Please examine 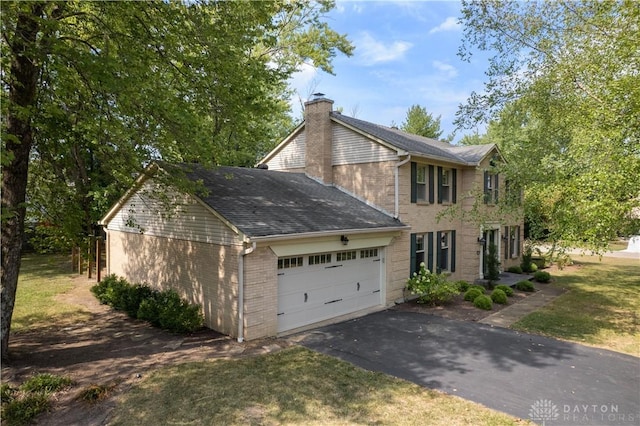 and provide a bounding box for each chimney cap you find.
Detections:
[312,92,325,99]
